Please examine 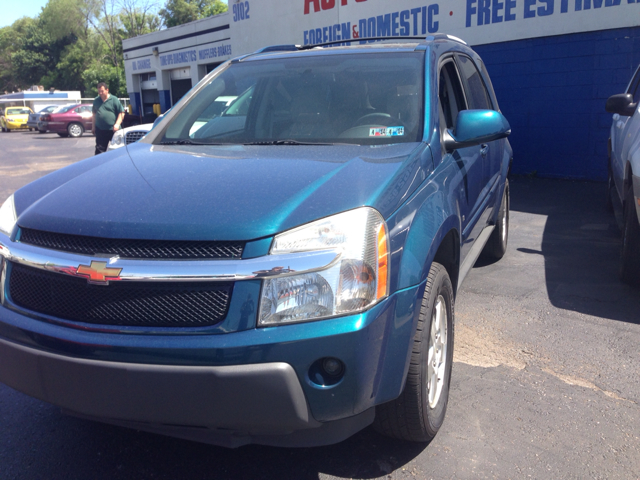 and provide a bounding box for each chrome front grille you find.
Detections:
[125,130,147,144]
